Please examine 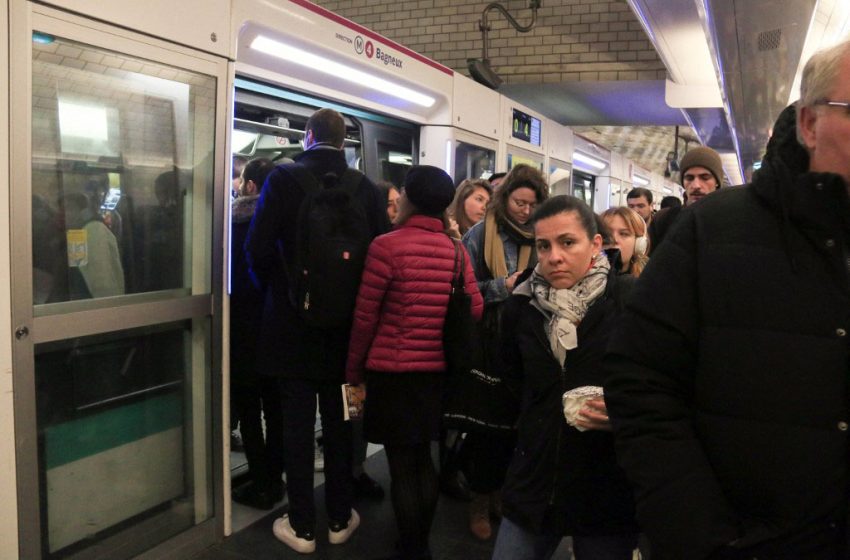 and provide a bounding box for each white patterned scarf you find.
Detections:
[514,252,610,364]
